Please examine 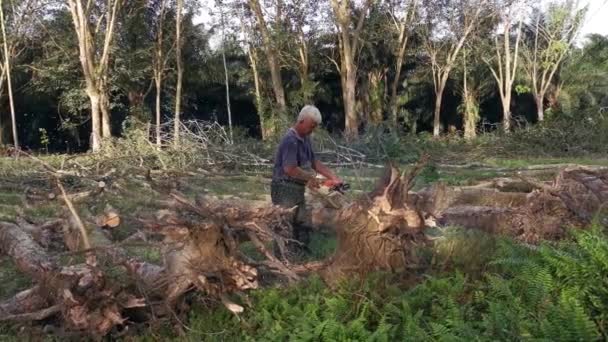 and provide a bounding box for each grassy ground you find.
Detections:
[0,153,606,340]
